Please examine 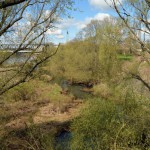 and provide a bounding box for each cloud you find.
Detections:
[88,0,111,9]
[57,18,76,29]
[45,10,50,17]
[77,13,110,29]
[56,35,64,39]
[94,13,110,20]
[45,28,65,39]
[88,0,122,10]
[46,29,62,35]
